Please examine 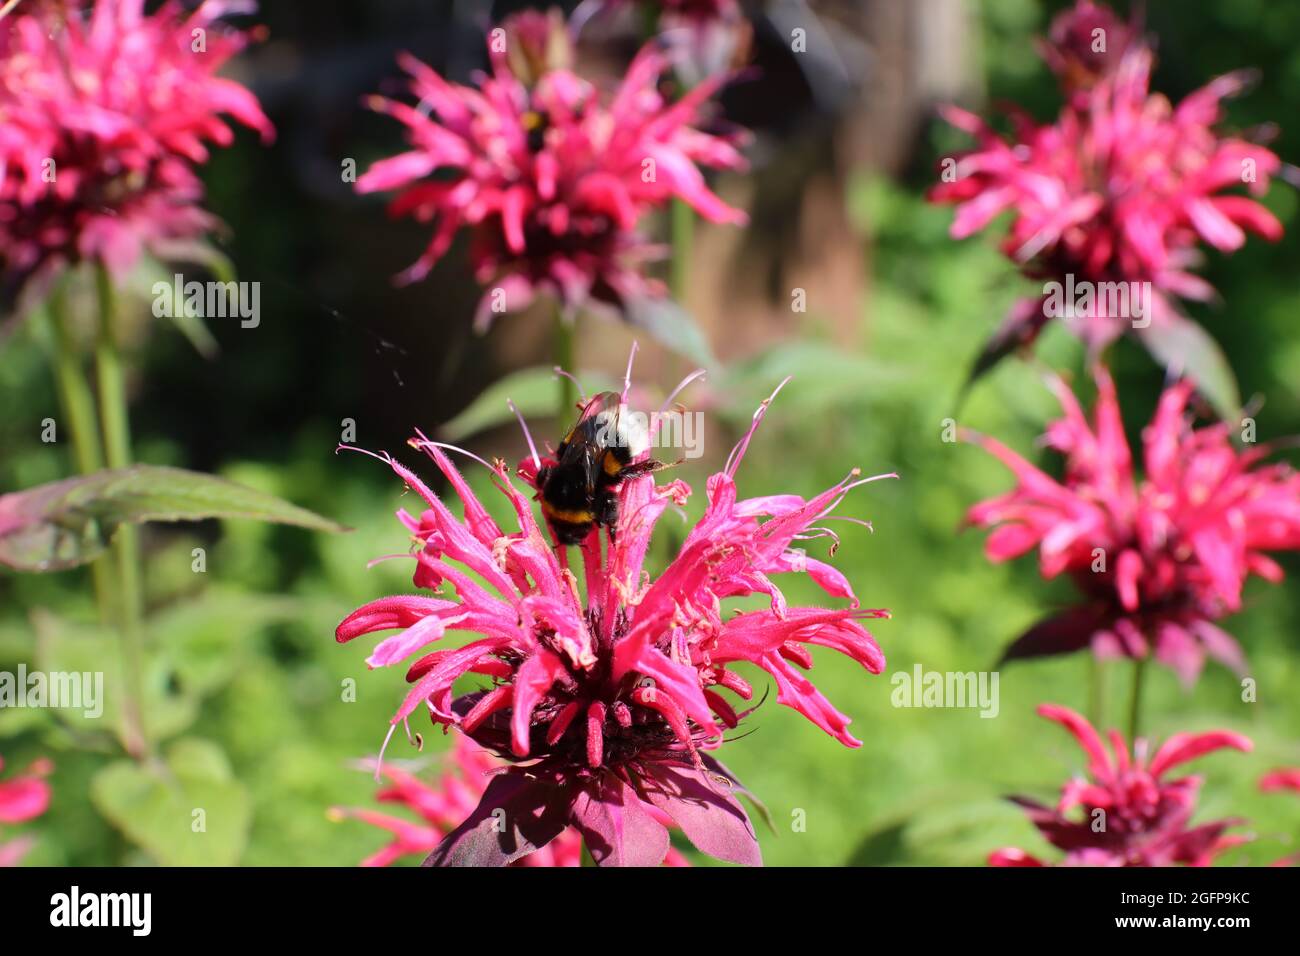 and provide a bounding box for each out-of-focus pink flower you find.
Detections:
[930,0,1281,355]
[333,735,626,867]
[0,754,52,867]
[0,0,273,295]
[356,9,748,329]
[336,367,890,866]
[965,365,1300,685]
[1037,0,1139,97]
[574,1,749,83]
[650,0,741,22]
[989,704,1251,867]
